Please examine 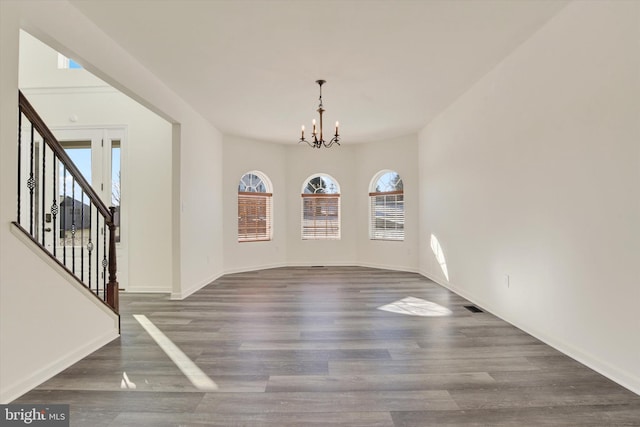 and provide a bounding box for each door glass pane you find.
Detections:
[111,140,121,242]
[62,140,92,185]
[59,140,92,246]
